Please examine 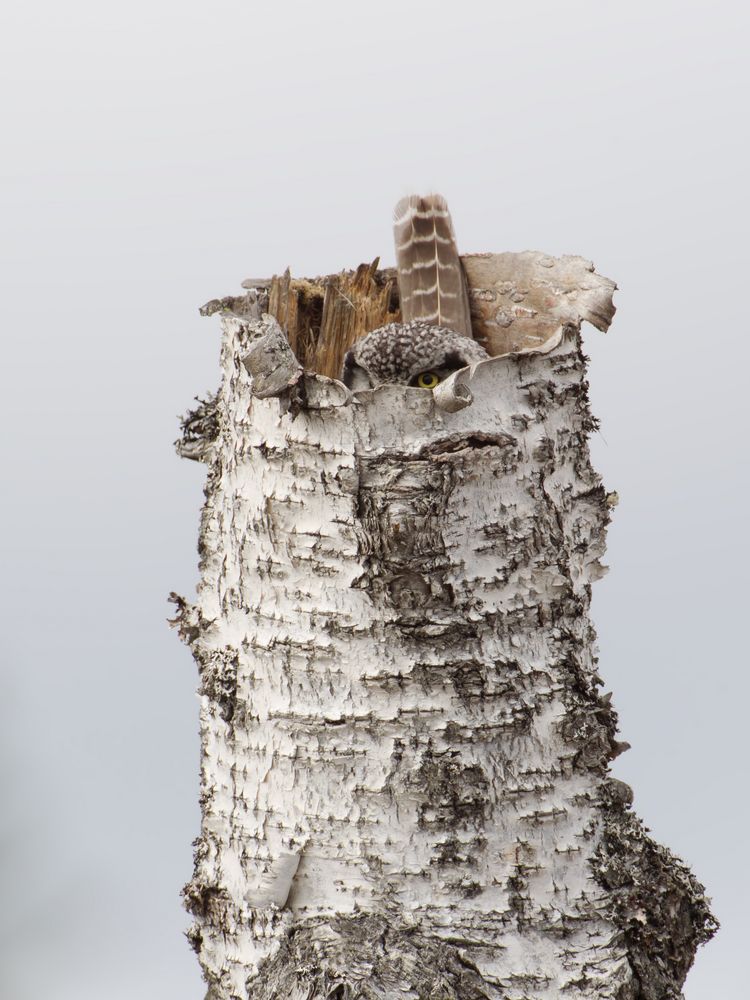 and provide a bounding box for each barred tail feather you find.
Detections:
[393,194,472,338]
